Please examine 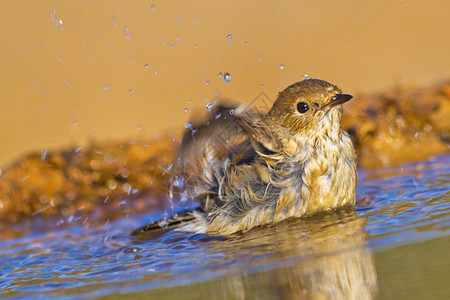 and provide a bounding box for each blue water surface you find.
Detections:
[0,154,448,299]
